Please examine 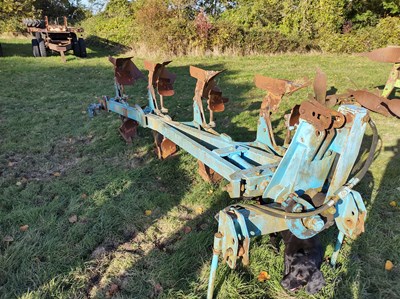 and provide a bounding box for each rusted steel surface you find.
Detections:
[254,74,309,154]
[313,68,328,105]
[153,131,177,160]
[198,160,223,183]
[144,60,176,96]
[345,89,400,117]
[118,119,139,143]
[361,46,400,100]
[299,100,346,131]
[361,46,400,63]
[109,56,145,86]
[254,75,310,99]
[309,65,400,118]
[144,60,176,113]
[255,74,309,113]
[190,66,228,127]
